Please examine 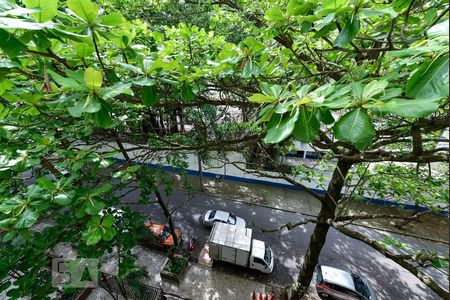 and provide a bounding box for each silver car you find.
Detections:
[314,265,377,300]
[202,210,246,228]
